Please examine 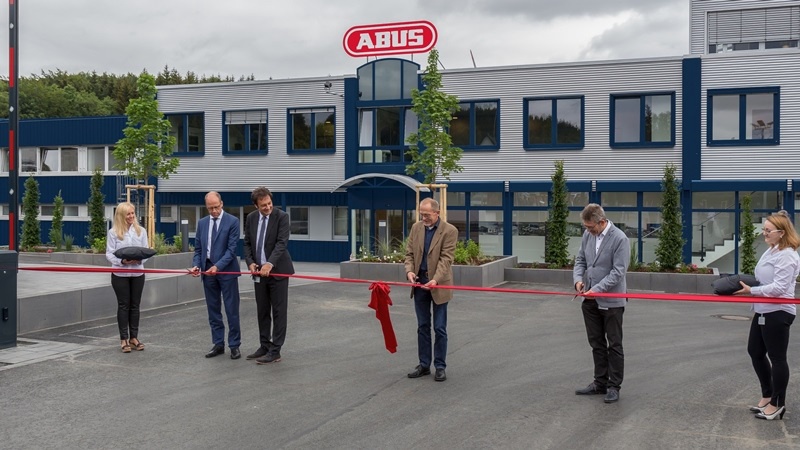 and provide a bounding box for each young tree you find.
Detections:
[655,163,685,270]
[113,71,179,181]
[405,48,463,184]
[87,168,106,244]
[545,160,570,267]
[21,175,41,250]
[740,194,757,274]
[49,190,64,250]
